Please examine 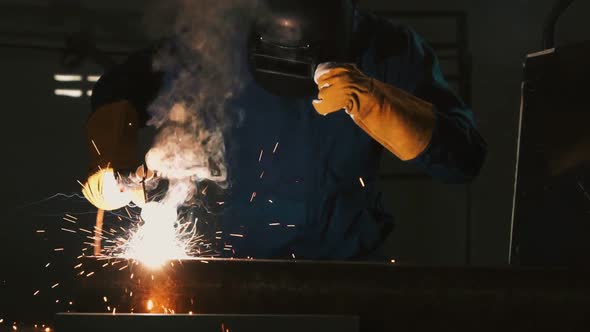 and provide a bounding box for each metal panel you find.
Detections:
[511,41,590,266]
[56,314,359,332]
